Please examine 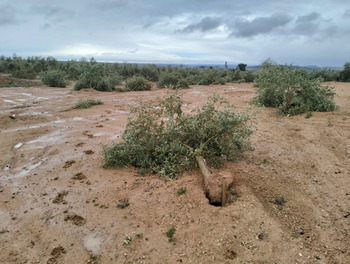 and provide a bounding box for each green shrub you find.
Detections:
[308,68,340,82]
[103,93,252,178]
[157,72,179,88]
[40,70,67,87]
[73,99,103,109]
[74,64,121,91]
[231,69,244,83]
[243,70,256,82]
[339,62,350,82]
[140,64,159,81]
[255,60,337,115]
[124,76,152,91]
[176,78,189,89]
[157,72,189,89]
[13,67,37,79]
